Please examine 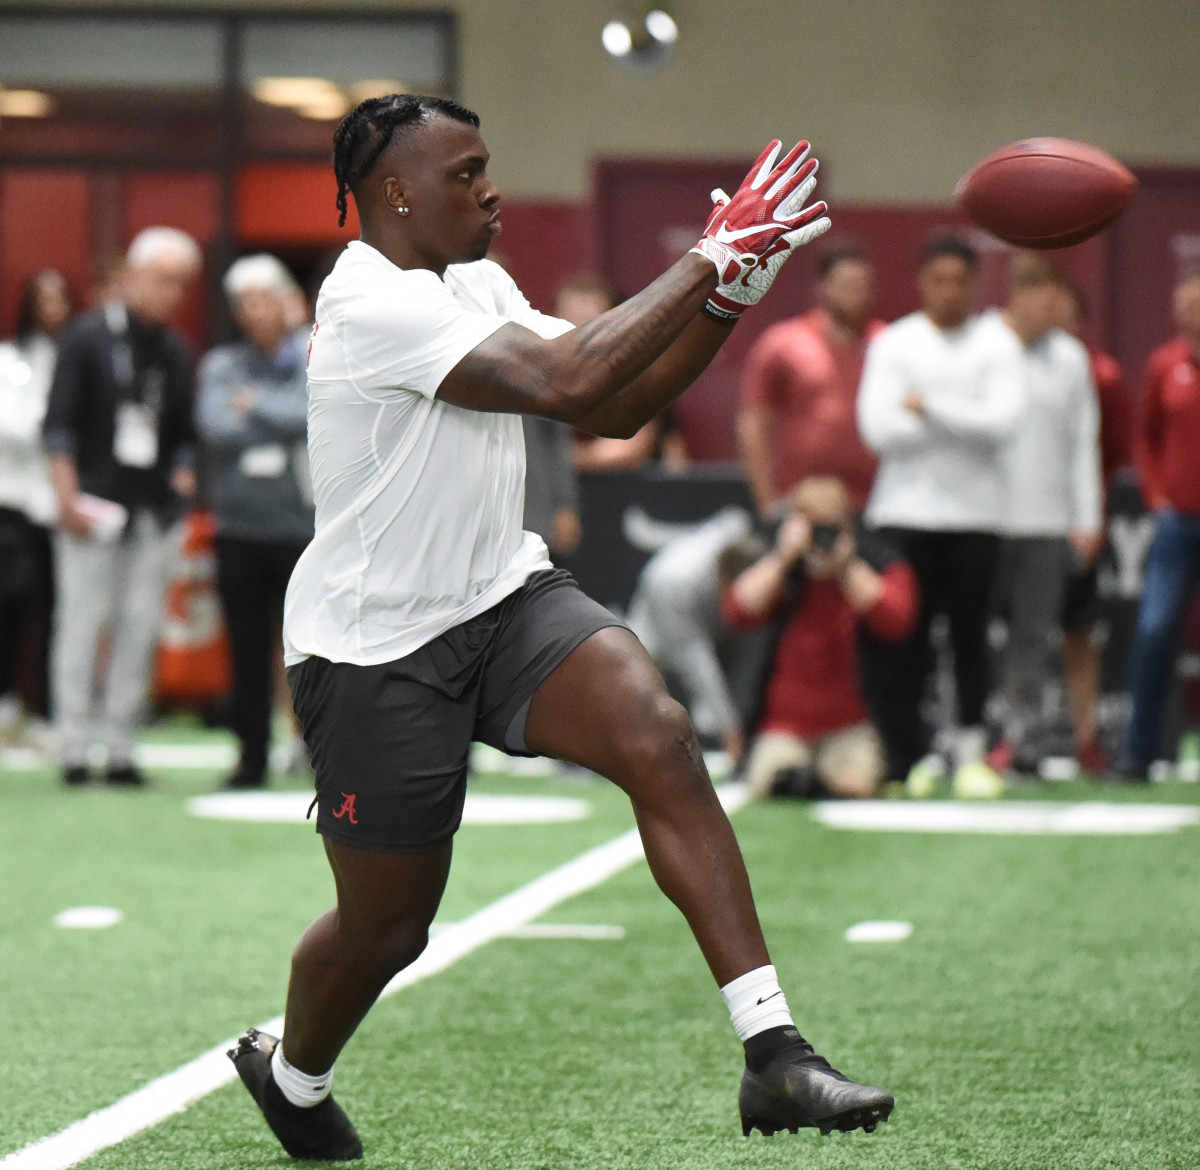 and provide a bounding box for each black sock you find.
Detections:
[743,1025,809,1074]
